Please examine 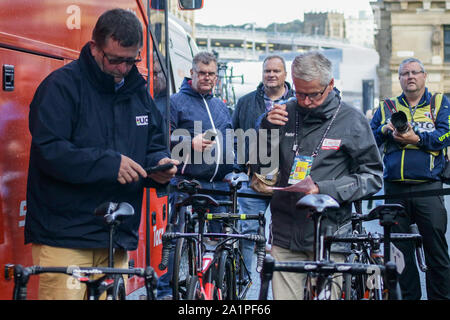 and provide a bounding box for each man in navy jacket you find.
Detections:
[156,52,234,299]
[25,9,177,299]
